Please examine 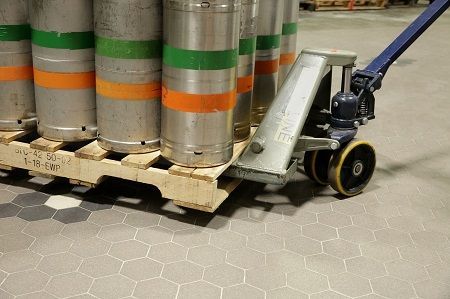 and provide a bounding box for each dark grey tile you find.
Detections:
[12,192,50,207]
[53,207,91,224]
[0,203,21,218]
[17,205,56,221]
[79,195,115,211]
